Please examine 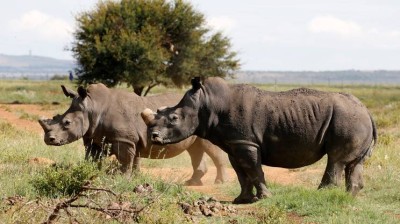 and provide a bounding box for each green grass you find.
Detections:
[0,80,76,105]
[0,80,399,223]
